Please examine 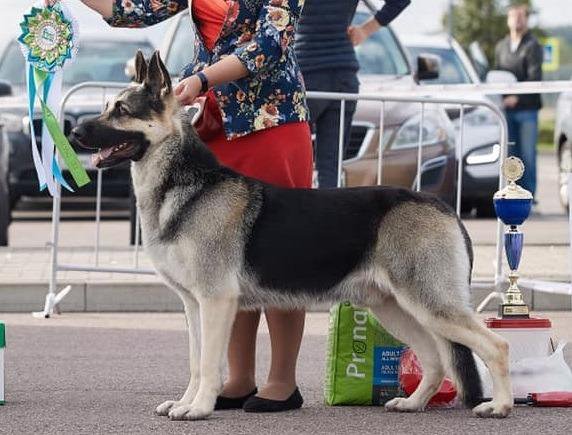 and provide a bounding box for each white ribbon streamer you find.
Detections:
[43,71,63,196]
[26,65,49,193]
